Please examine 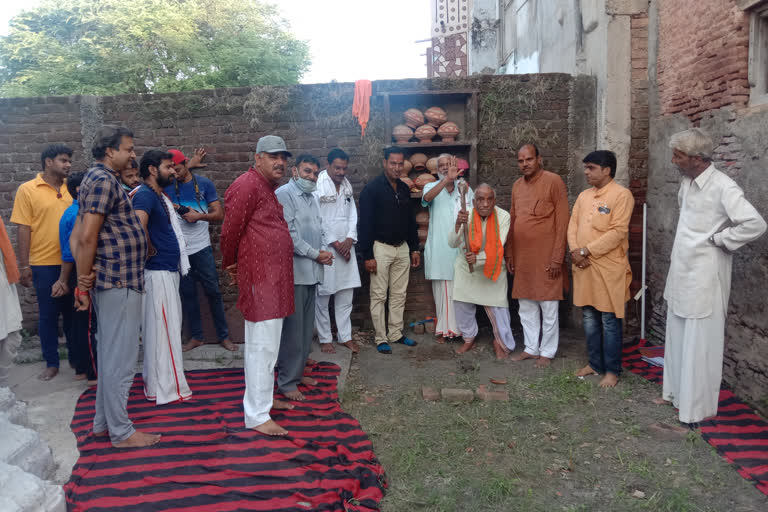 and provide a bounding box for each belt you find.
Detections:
[375,240,405,247]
